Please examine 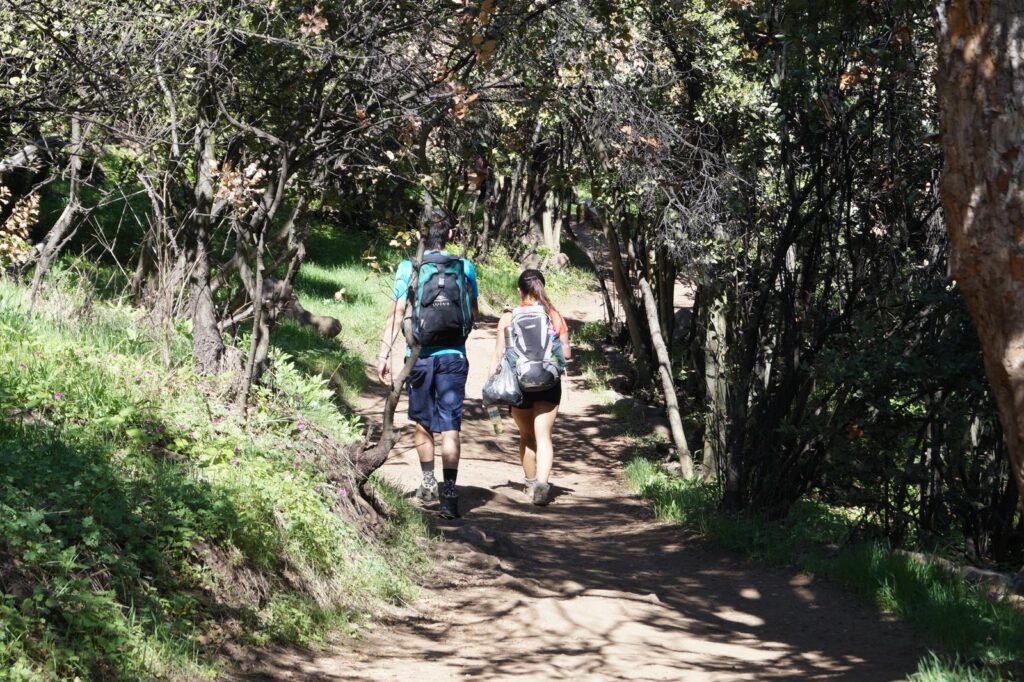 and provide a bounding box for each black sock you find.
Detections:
[442,468,458,496]
[420,461,436,486]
